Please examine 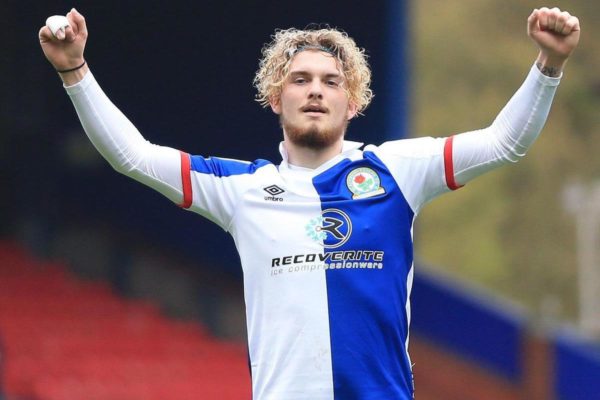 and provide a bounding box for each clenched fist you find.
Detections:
[528,7,580,75]
[39,8,89,83]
